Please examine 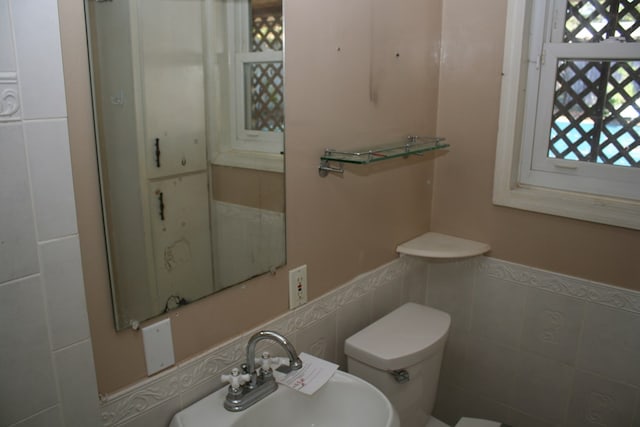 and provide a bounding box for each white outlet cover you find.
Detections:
[141,318,175,376]
[289,265,308,309]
